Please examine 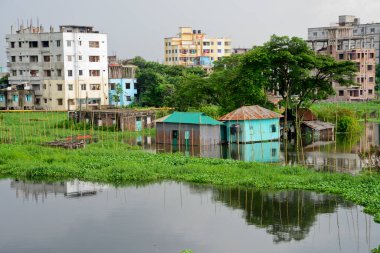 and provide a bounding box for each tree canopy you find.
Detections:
[131,35,357,118]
